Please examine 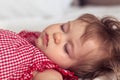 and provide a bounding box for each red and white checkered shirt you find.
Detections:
[0,29,78,80]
